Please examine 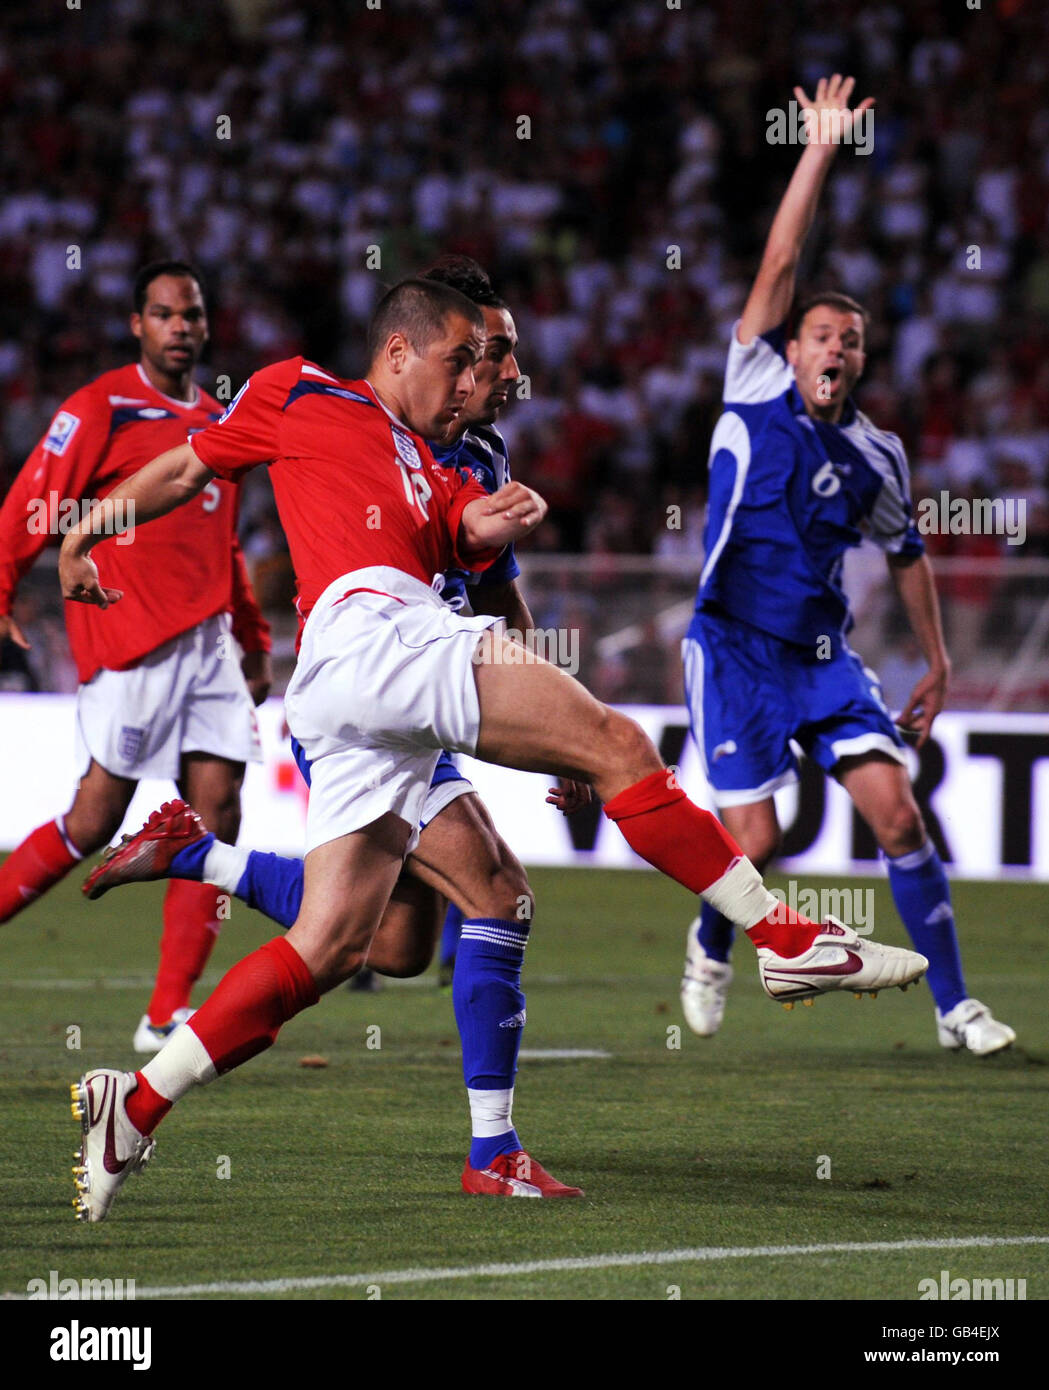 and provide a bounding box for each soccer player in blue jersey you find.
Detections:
[679,75,1014,1055]
[87,257,592,1196]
